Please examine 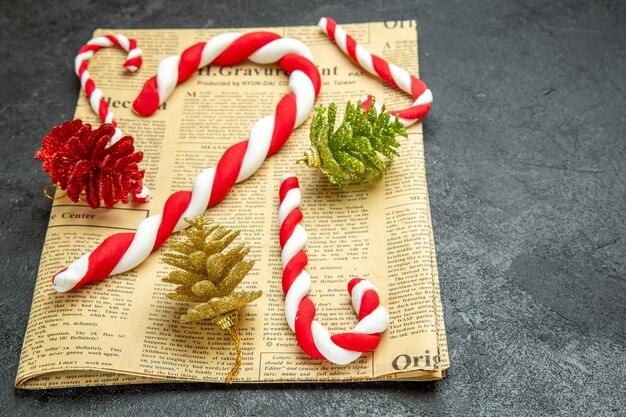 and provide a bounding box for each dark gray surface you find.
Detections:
[1,0,624,416]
